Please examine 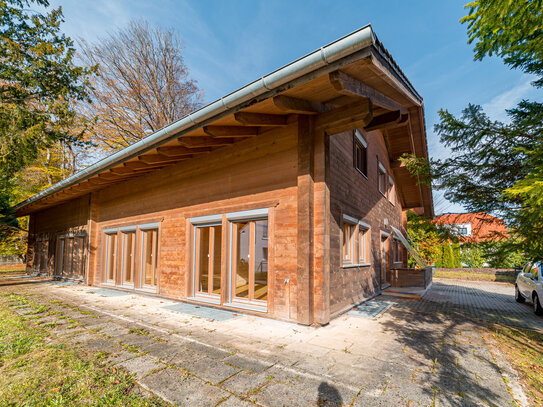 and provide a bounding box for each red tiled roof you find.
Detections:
[433,212,508,242]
